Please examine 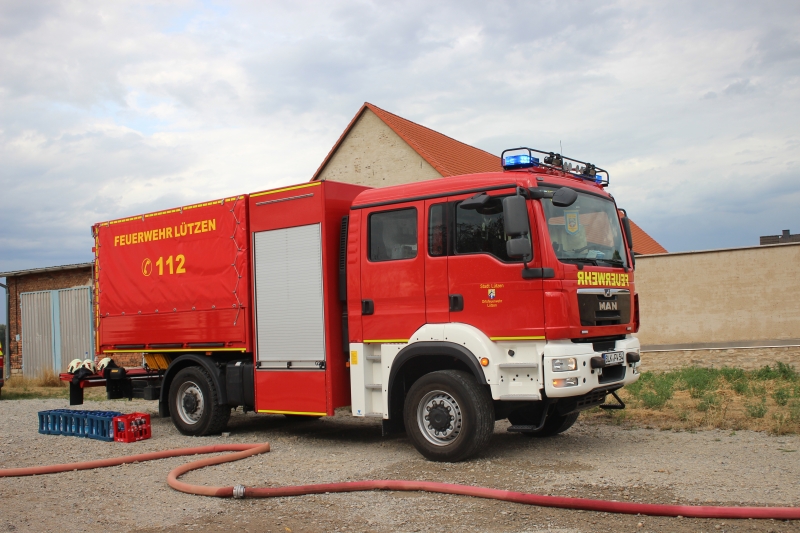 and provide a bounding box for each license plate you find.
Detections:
[603,351,624,366]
